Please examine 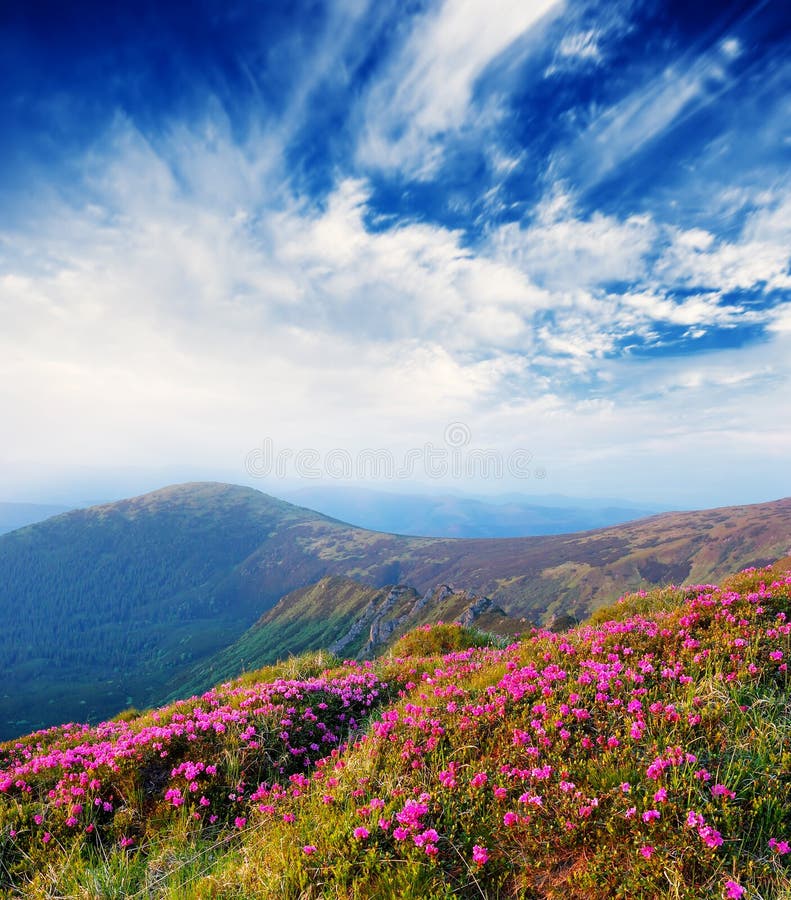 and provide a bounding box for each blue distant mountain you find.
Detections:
[281,486,666,537]
[0,502,71,535]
